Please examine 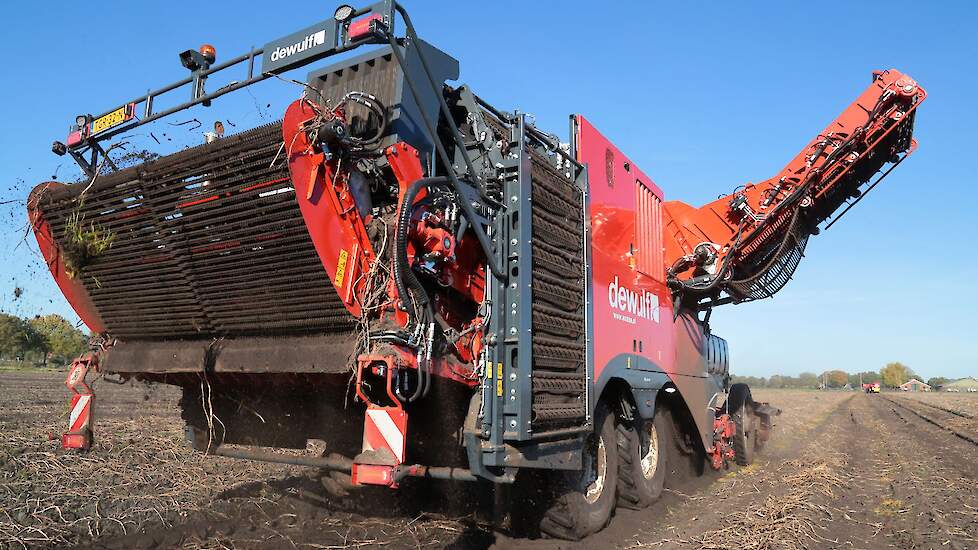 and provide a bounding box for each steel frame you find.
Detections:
[58,1,397,175]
